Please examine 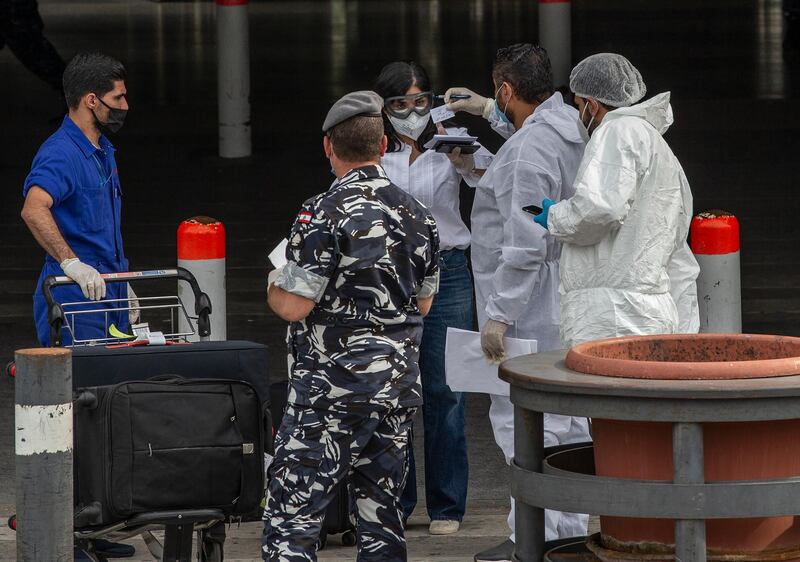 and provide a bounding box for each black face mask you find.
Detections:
[92,97,127,134]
